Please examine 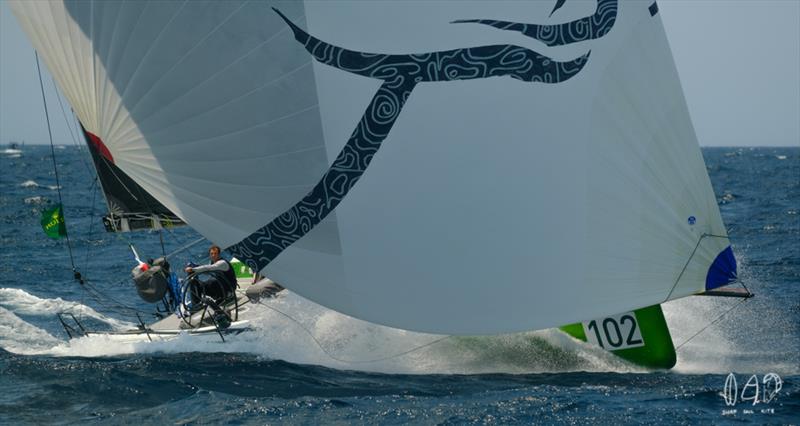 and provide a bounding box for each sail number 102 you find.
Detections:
[582,312,645,350]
